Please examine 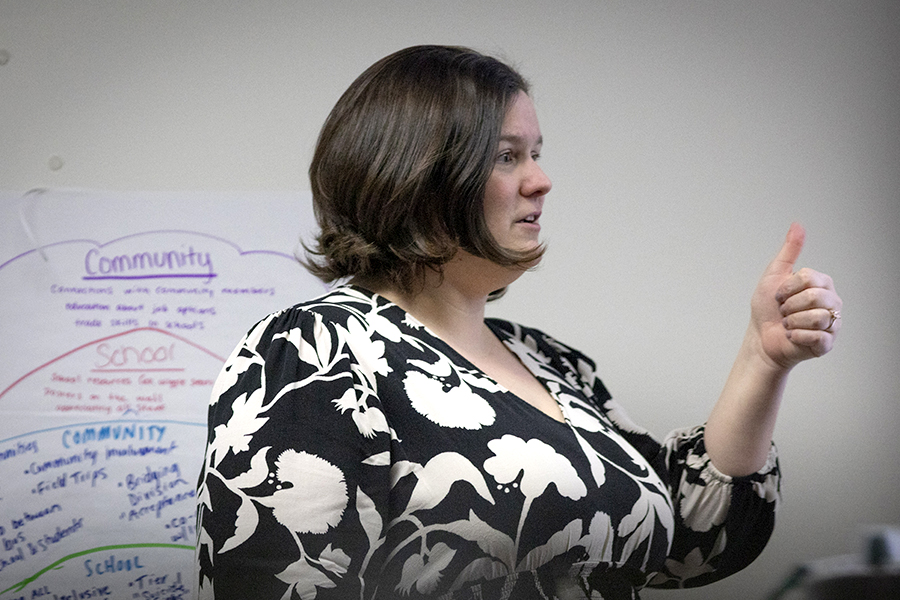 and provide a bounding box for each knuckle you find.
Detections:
[812,287,829,305]
[795,267,815,284]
